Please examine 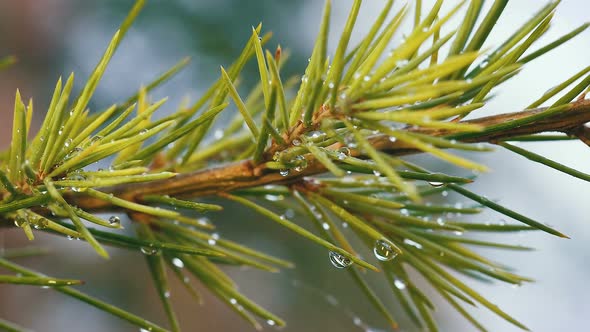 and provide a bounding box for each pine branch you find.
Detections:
[61,98,590,208]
